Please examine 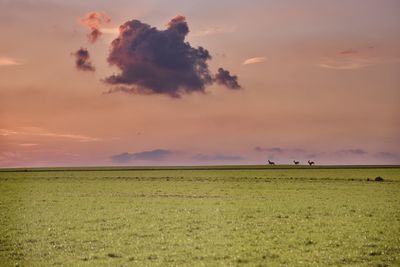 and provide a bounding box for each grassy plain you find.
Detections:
[0,166,400,266]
